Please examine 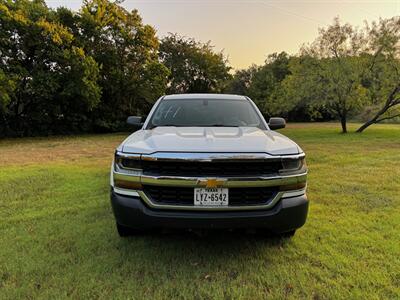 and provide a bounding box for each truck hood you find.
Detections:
[120,127,301,155]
